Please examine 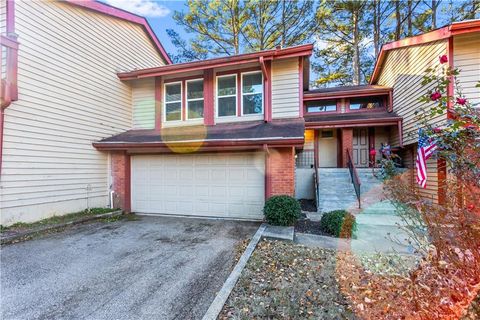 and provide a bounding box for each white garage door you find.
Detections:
[131,152,265,219]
